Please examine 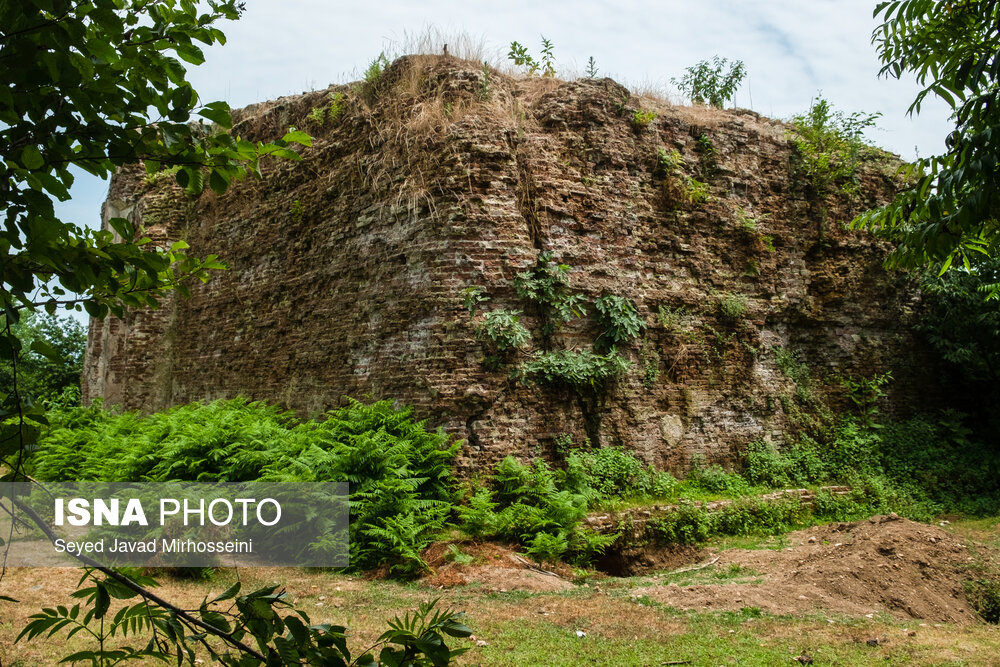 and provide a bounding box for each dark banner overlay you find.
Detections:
[0,482,349,567]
